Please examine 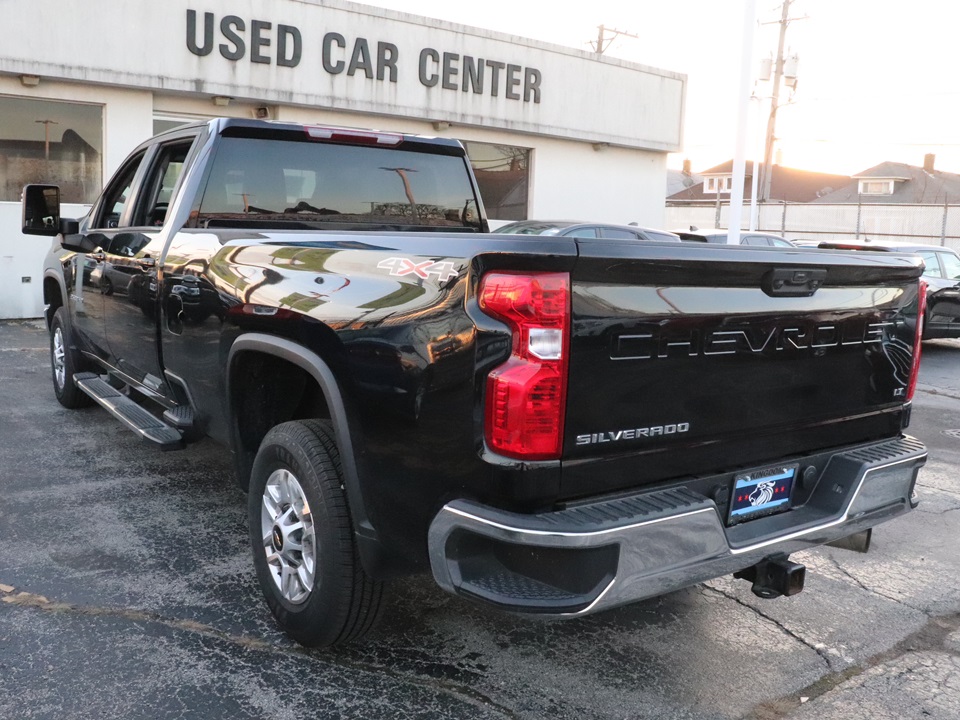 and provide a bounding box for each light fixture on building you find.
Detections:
[432,121,450,131]
[254,106,271,120]
[592,142,610,152]
[212,95,232,107]
[19,74,40,87]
